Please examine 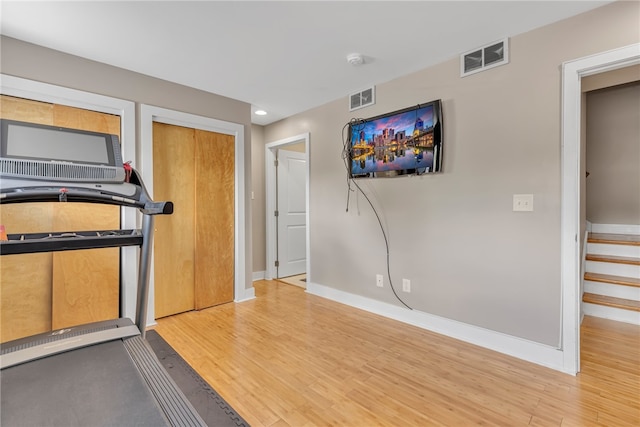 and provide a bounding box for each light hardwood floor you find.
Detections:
[154,280,640,426]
